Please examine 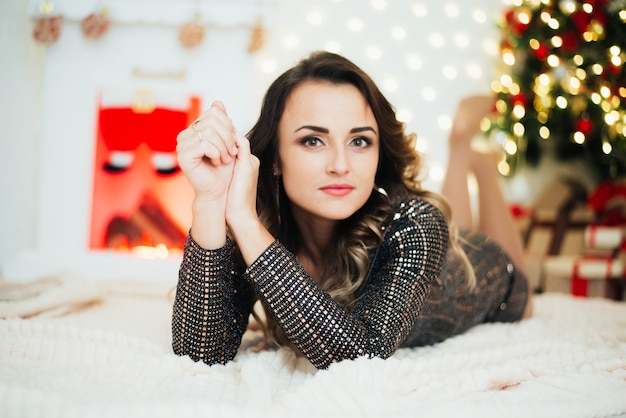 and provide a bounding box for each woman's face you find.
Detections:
[276,80,379,223]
